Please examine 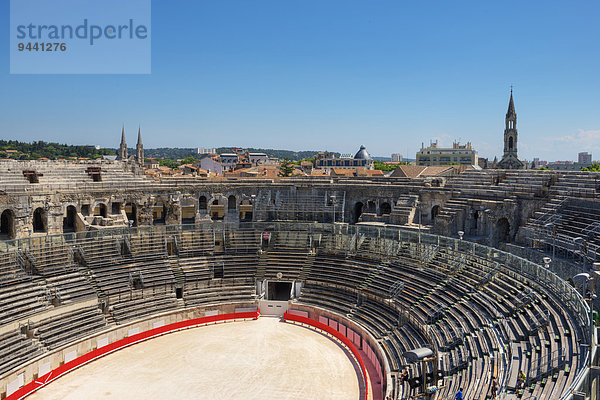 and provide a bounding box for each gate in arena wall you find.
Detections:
[258,300,289,316]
